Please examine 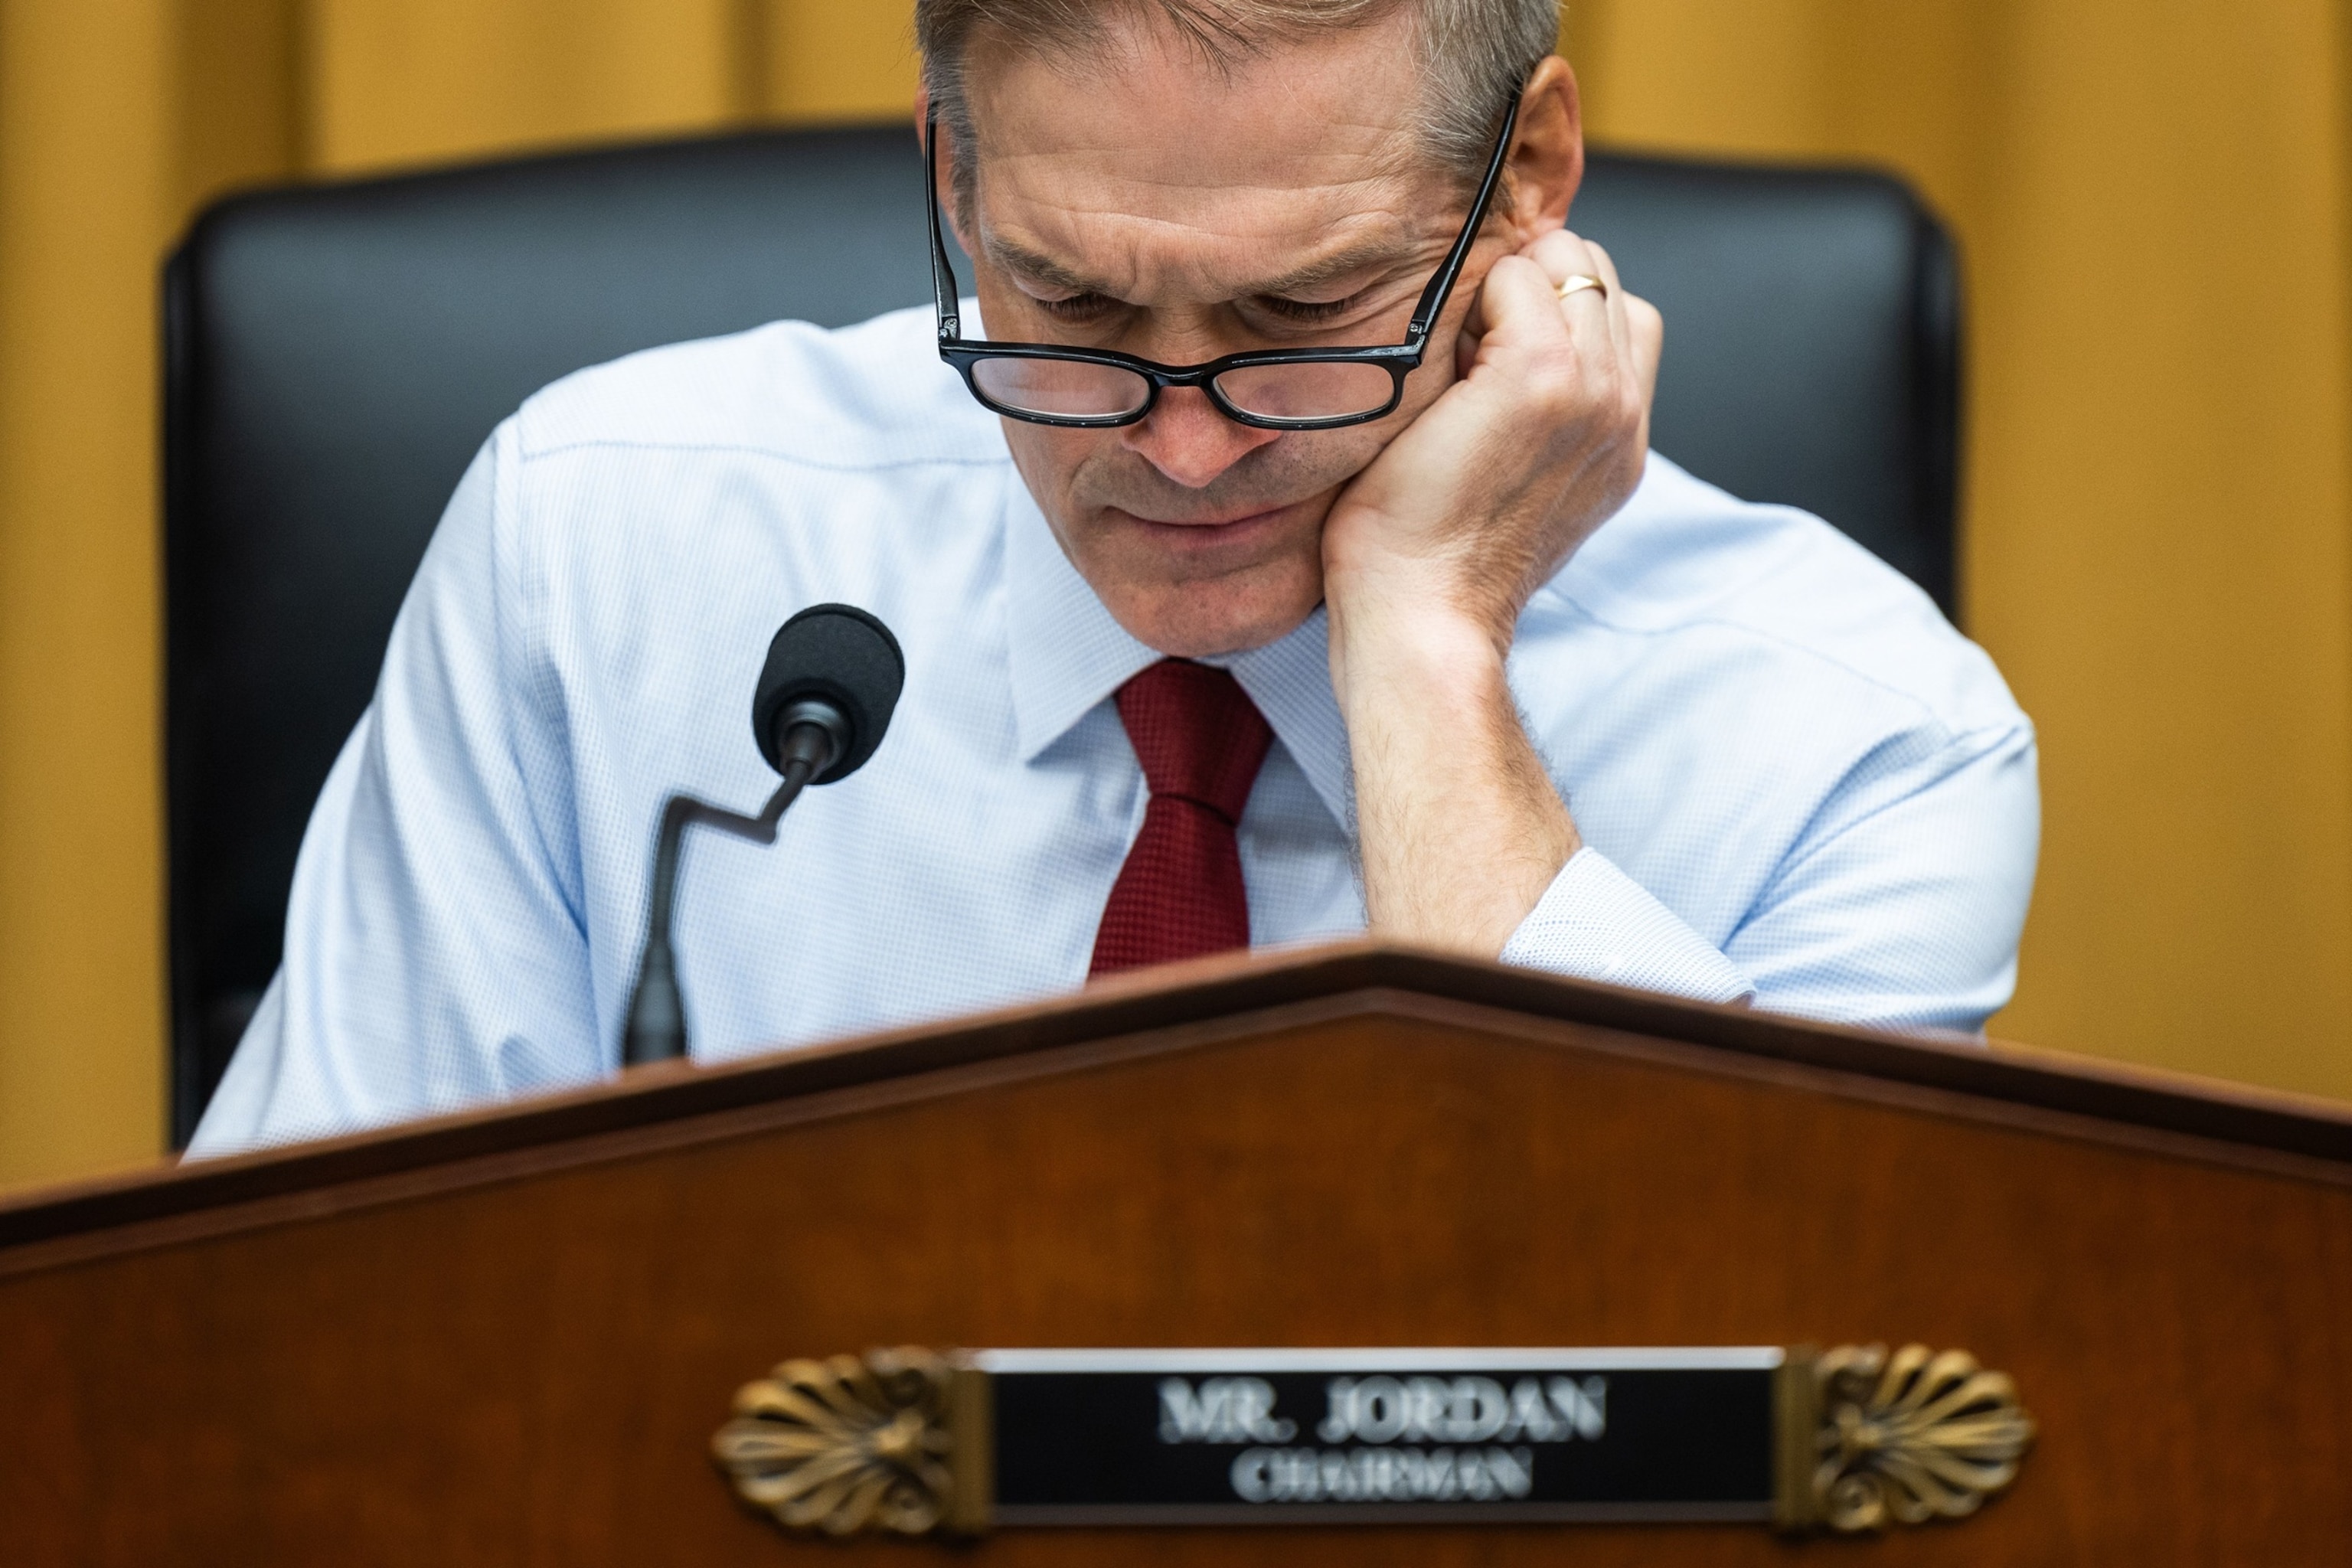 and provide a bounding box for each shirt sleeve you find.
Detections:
[1500,848,1755,1003]
[188,423,599,1157]
[1723,722,2039,1034]
[1497,720,2039,1036]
